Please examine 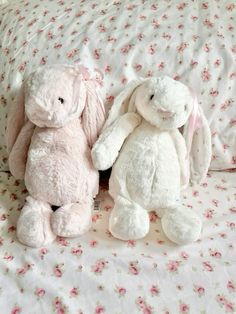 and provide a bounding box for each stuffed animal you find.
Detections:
[92,76,212,244]
[6,65,105,247]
